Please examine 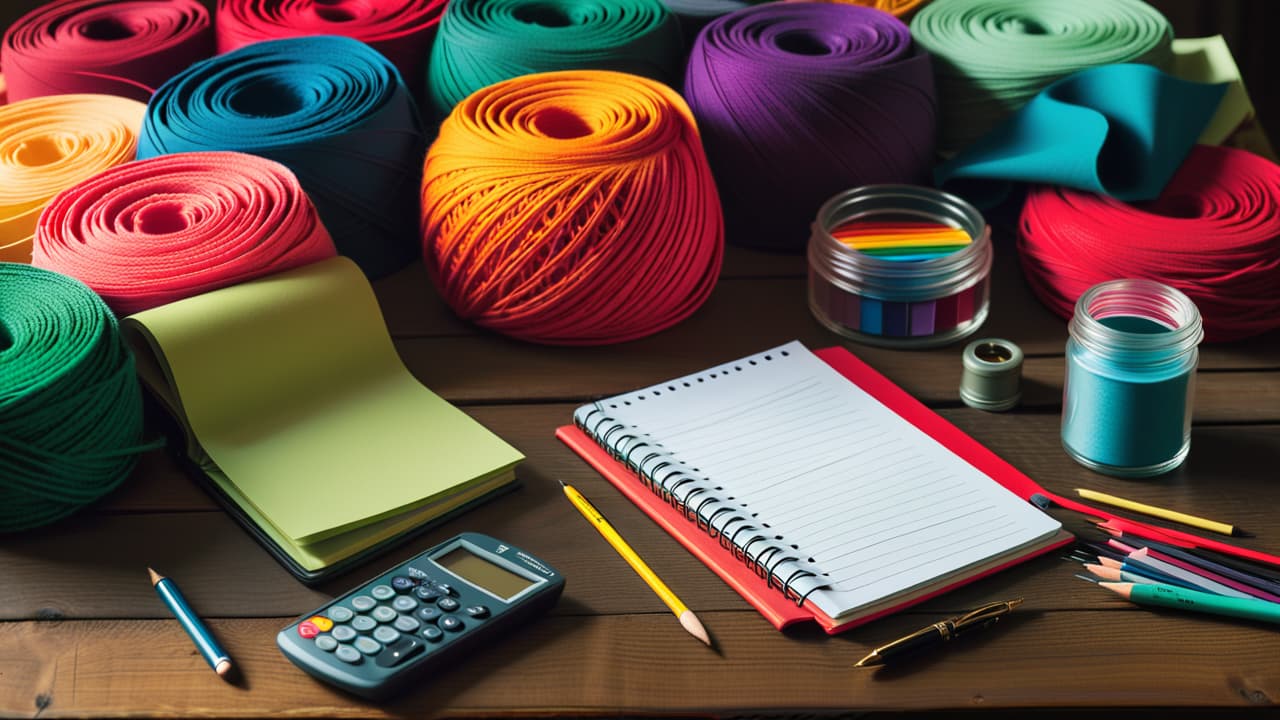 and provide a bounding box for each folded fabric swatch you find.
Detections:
[1170,35,1257,146]
[428,0,682,119]
[0,94,145,263]
[2,0,212,103]
[0,263,152,532]
[422,69,723,345]
[32,152,337,315]
[911,0,1173,154]
[215,0,447,96]
[936,64,1226,206]
[1019,144,1280,343]
[137,35,425,279]
[685,2,936,250]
